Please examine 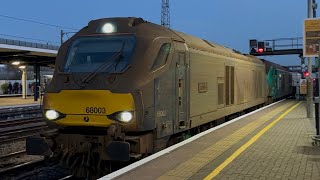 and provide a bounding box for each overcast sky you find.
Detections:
[0,0,313,66]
